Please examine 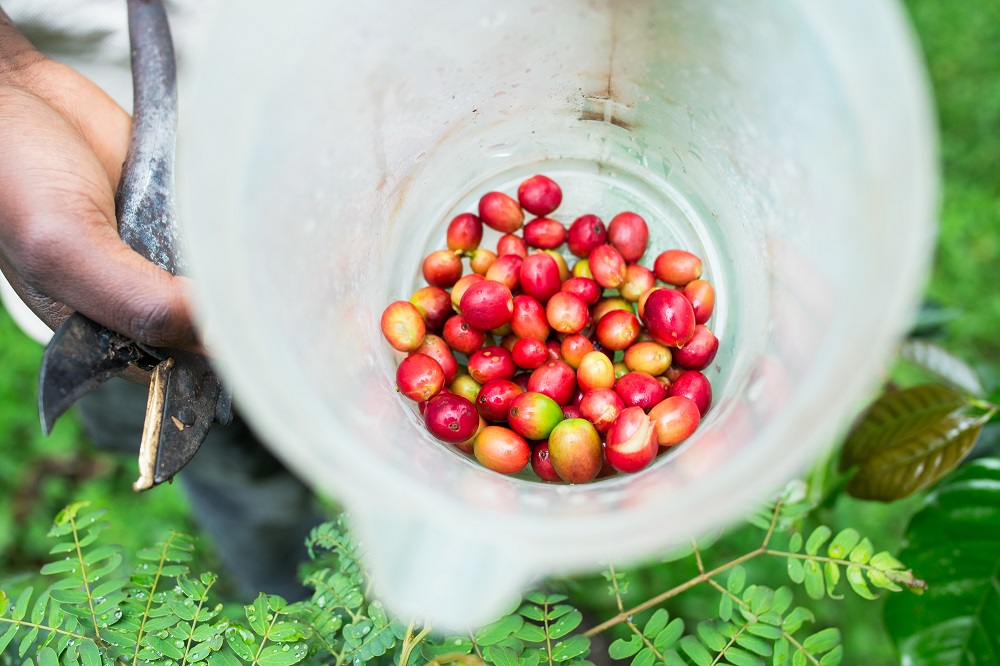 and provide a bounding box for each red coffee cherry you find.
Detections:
[547,418,603,483]
[673,324,719,371]
[641,288,696,348]
[422,249,463,288]
[478,191,524,233]
[409,286,452,333]
[668,370,712,416]
[682,279,716,324]
[605,406,658,473]
[567,214,607,257]
[607,212,649,264]
[396,353,445,402]
[424,393,480,443]
[442,315,486,355]
[654,249,703,286]
[474,426,530,475]
[517,174,562,217]
[523,217,567,249]
[648,395,701,446]
[460,280,514,331]
[446,212,483,252]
